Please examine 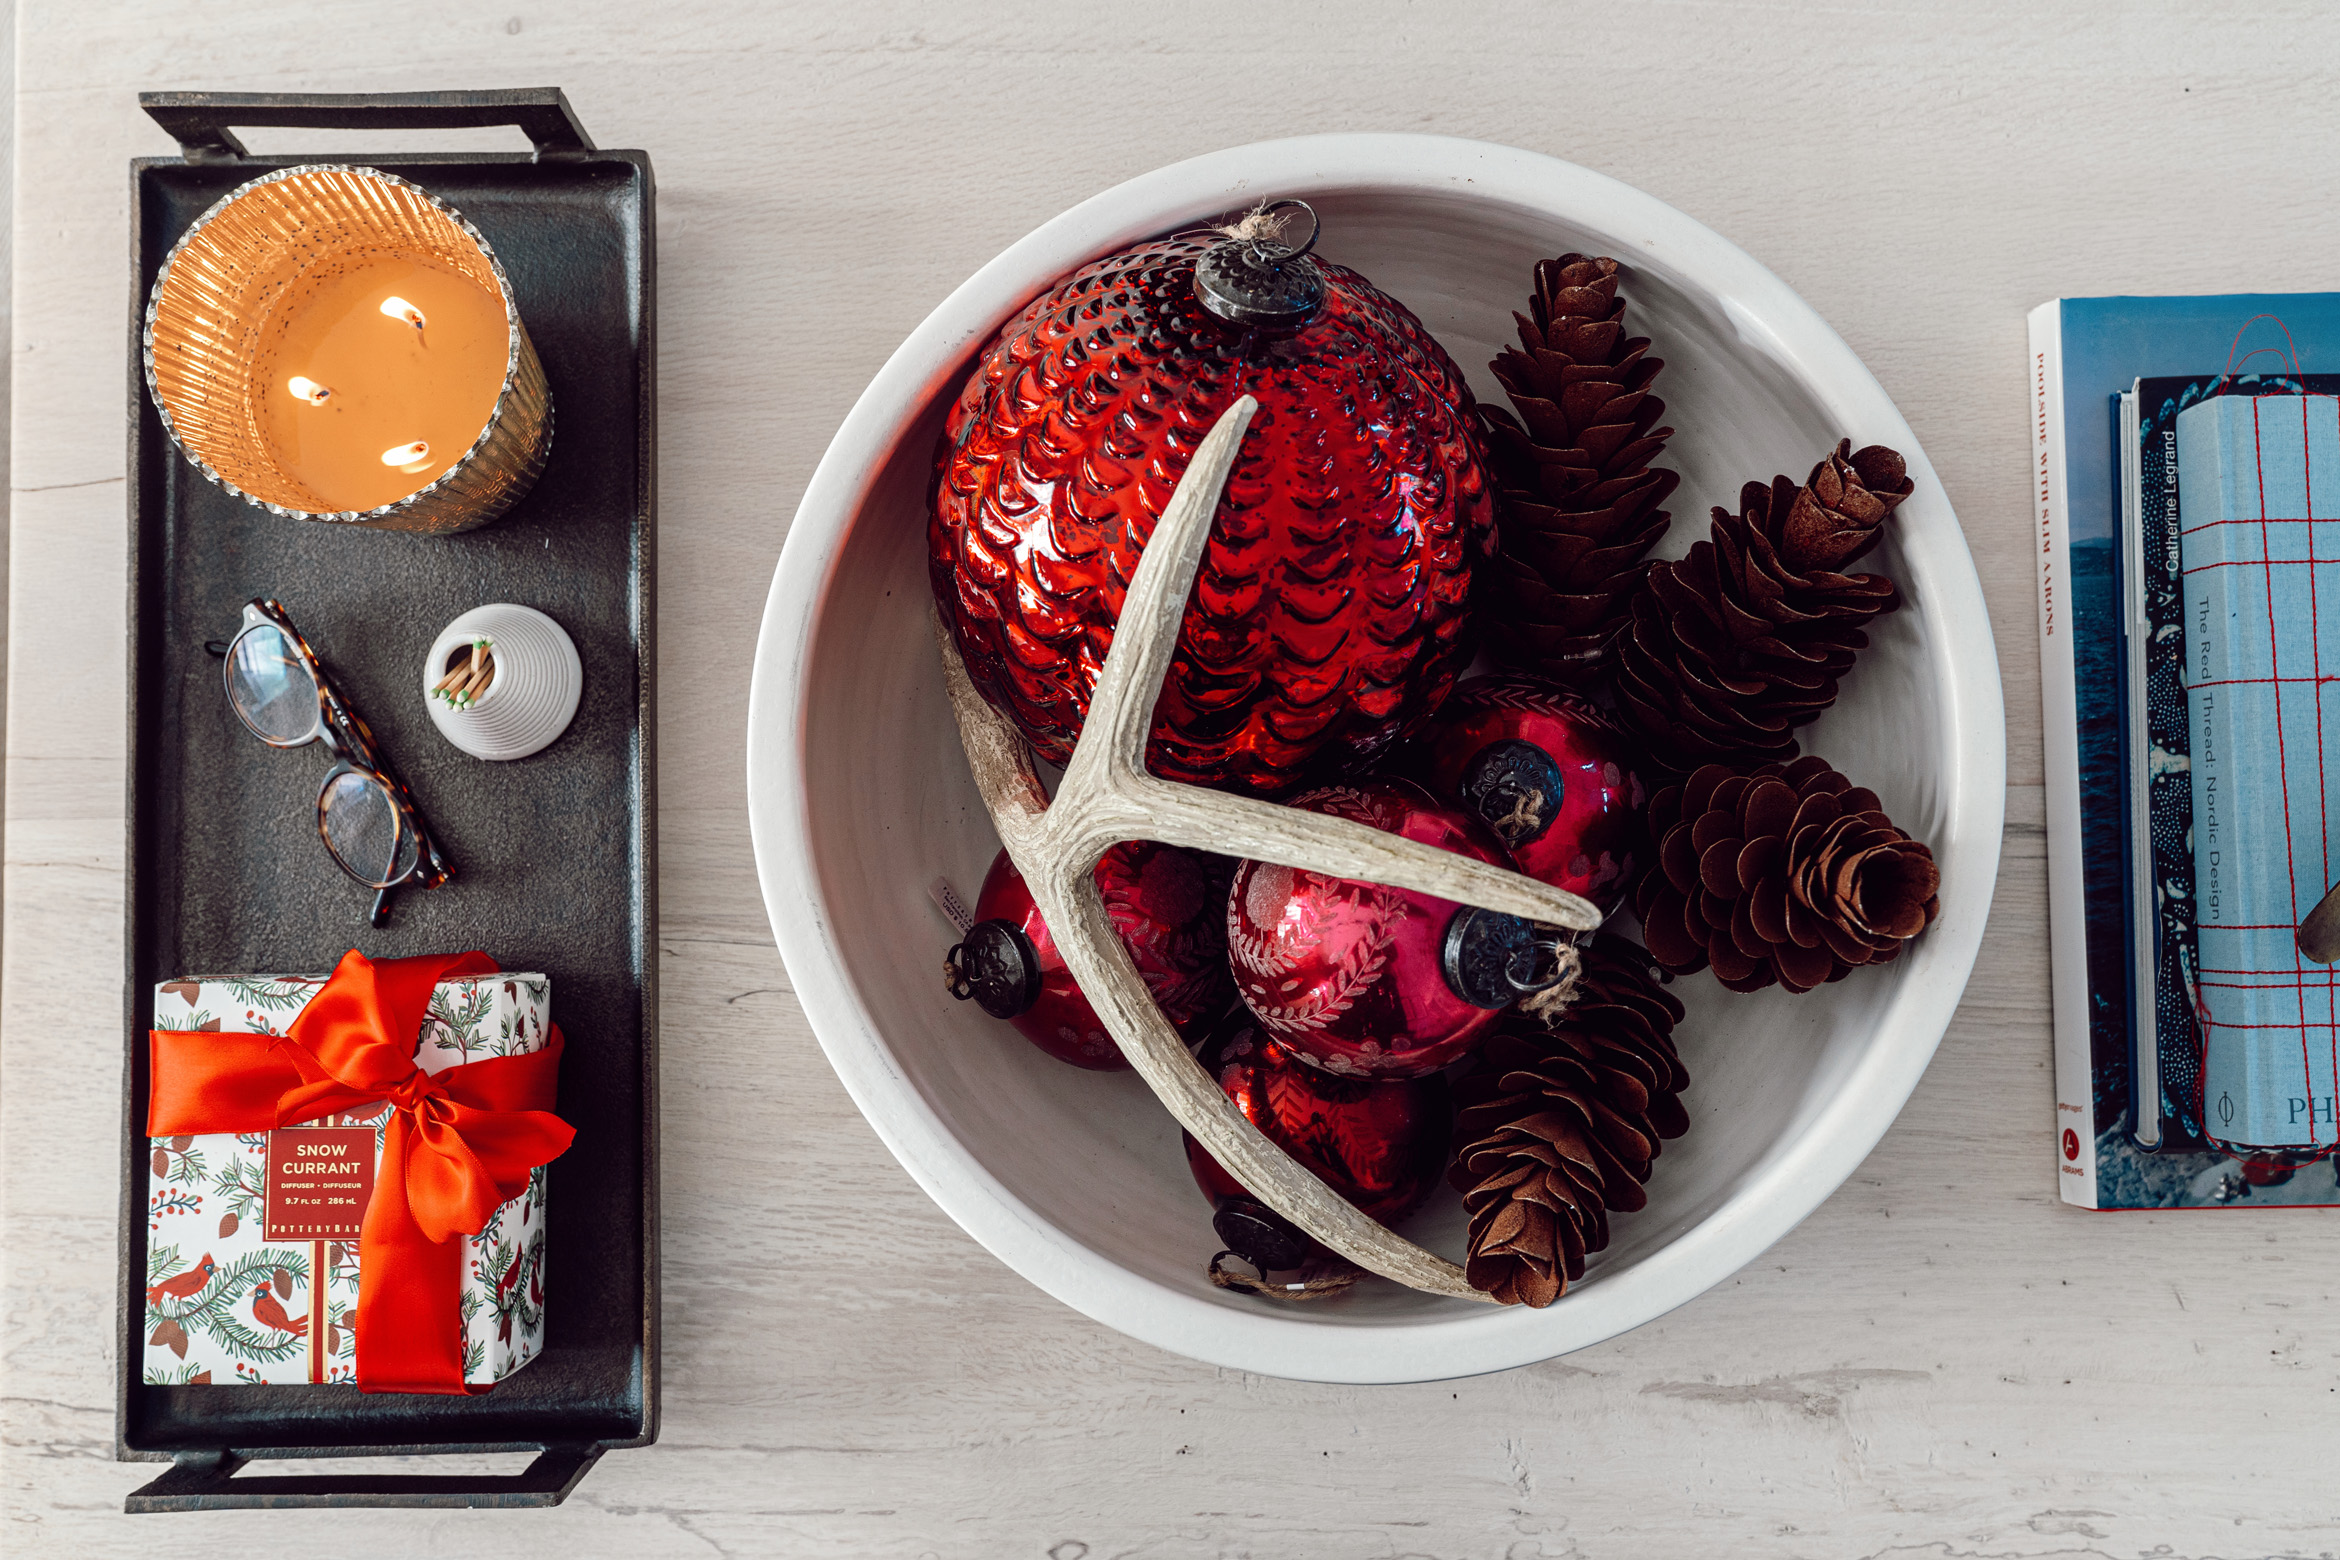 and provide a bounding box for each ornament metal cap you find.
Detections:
[1457,739,1567,850]
[944,919,1042,1019]
[1442,907,1573,1009]
[1194,200,1324,328]
[1211,1196,1310,1272]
